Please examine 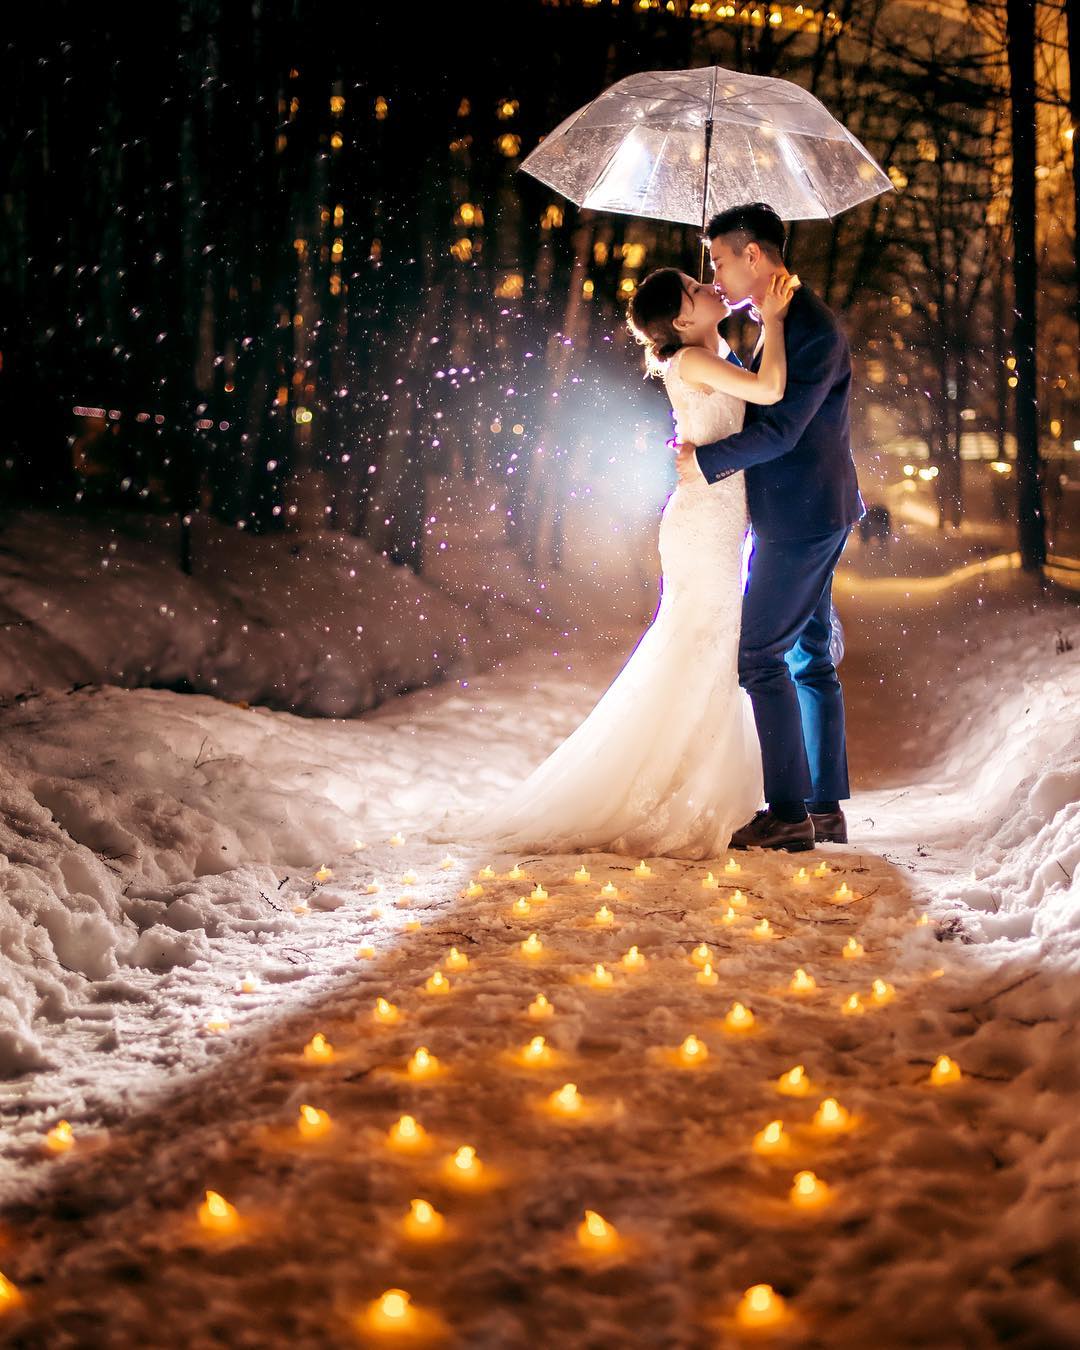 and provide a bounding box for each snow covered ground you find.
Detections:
[0,528,1078,1346]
